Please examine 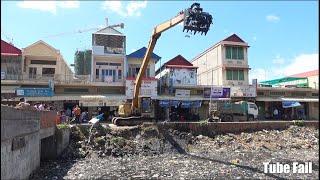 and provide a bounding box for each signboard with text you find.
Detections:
[204,87,231,99]
[125,79,157,99]
[175,89,191,98]
[231,86,256,97]
[16,88,54,97]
